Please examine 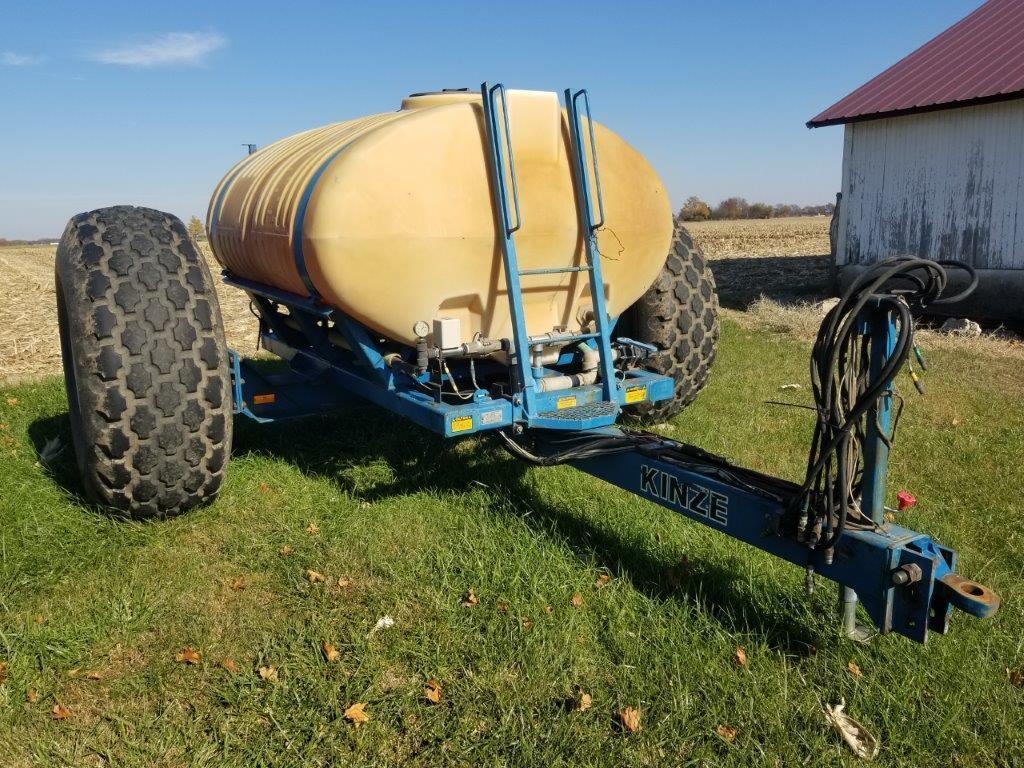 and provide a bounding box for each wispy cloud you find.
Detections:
[1,51,46,66]
[90,31,226,67]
